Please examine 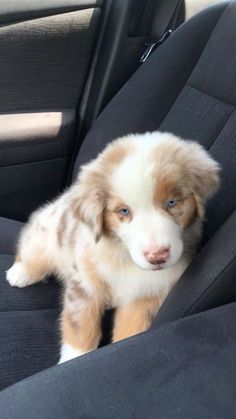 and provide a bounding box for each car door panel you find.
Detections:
[0,9,101,112]
[0,1,102,220]
[0,110,75,166]
[0,0,184,221]
[1,158,67,221]
[0,0,103,24]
